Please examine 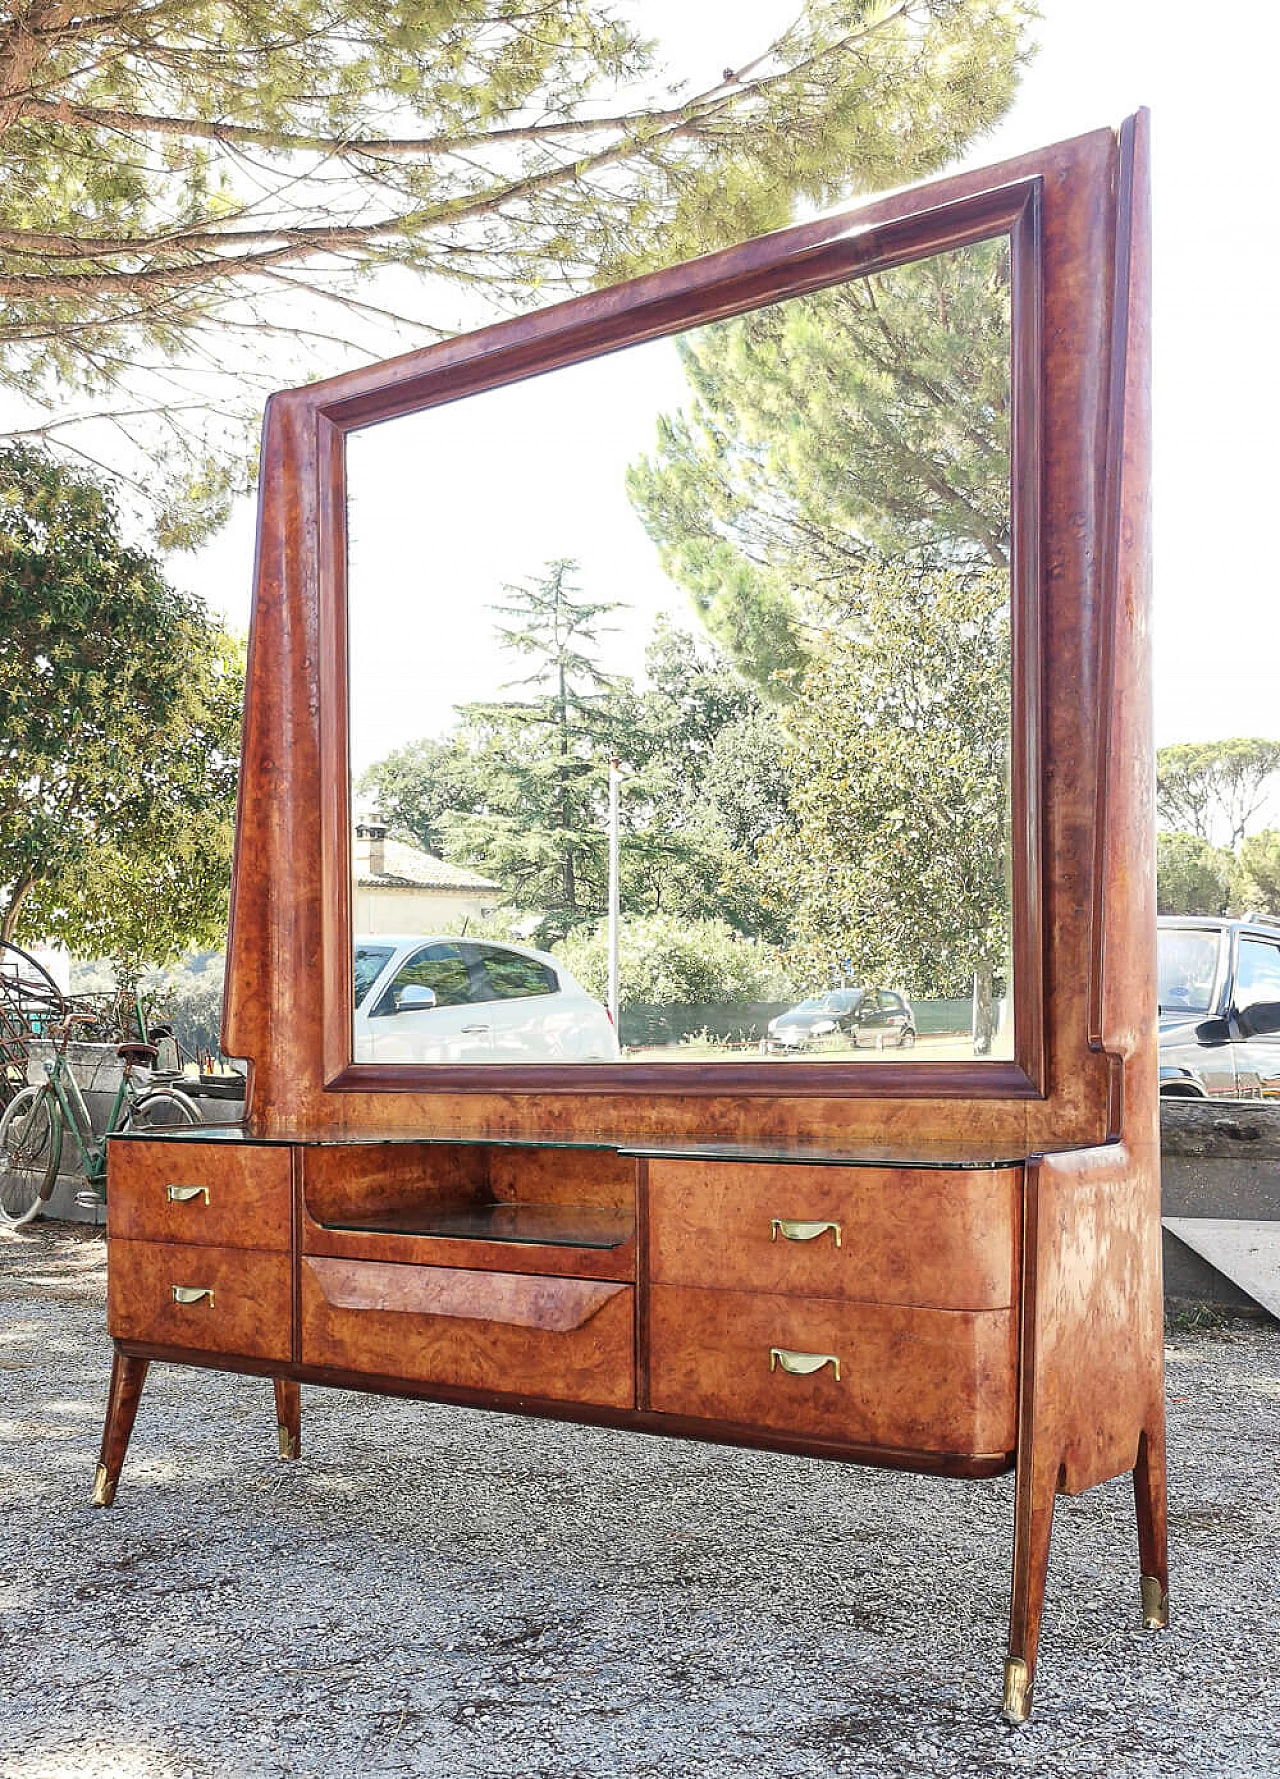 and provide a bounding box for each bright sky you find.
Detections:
[183,0,1280,758]
[345,329,695,775]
